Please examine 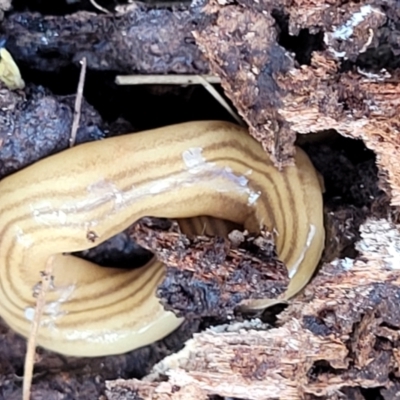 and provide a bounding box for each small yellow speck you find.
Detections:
[0,47,25,90]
